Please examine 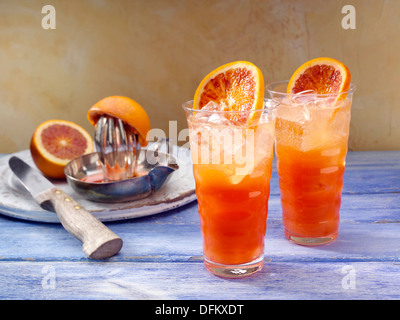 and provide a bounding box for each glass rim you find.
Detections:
[266,80,356,97]
[182,99,278,114]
